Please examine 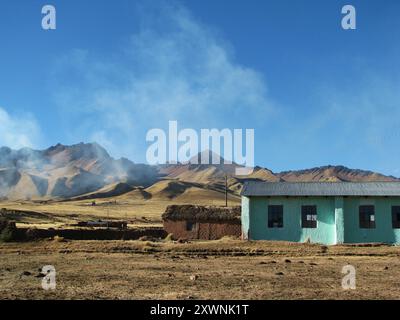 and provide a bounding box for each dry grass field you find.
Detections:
[1,196,400,300]
[0,196,240,229]
[1,239,400,300]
